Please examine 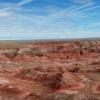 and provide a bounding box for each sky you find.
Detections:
[0,0,100,40]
